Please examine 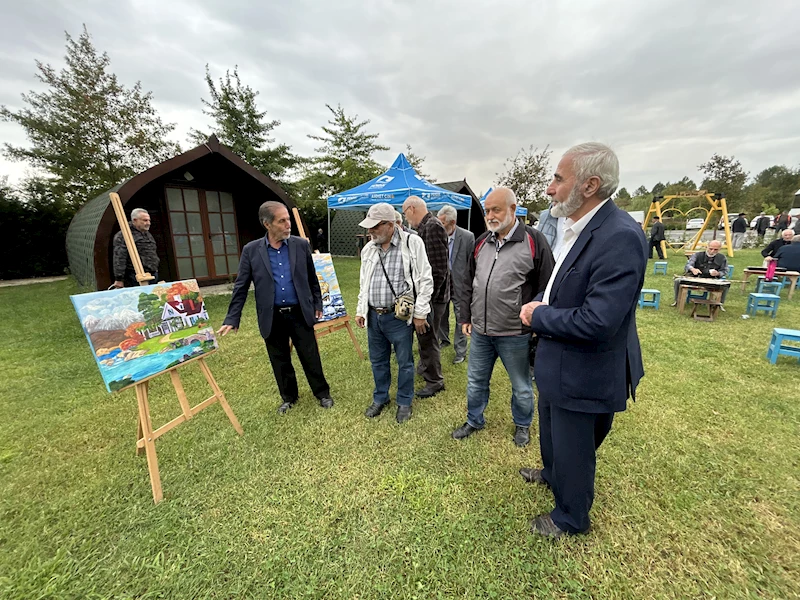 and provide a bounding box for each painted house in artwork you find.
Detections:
[161,296,209,329]
[66,135,308,290]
